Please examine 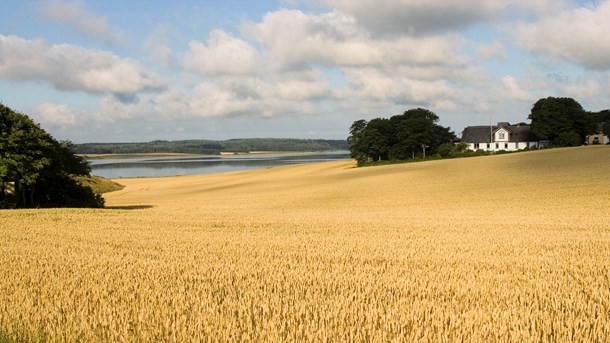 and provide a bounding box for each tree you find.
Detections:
[389,108,454,160]
[553,131,582,147]
[347,108,454,165]
[528,97,594,146]
[603,122,610,138]
[0,103,103,208]
[348,119,368,164]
